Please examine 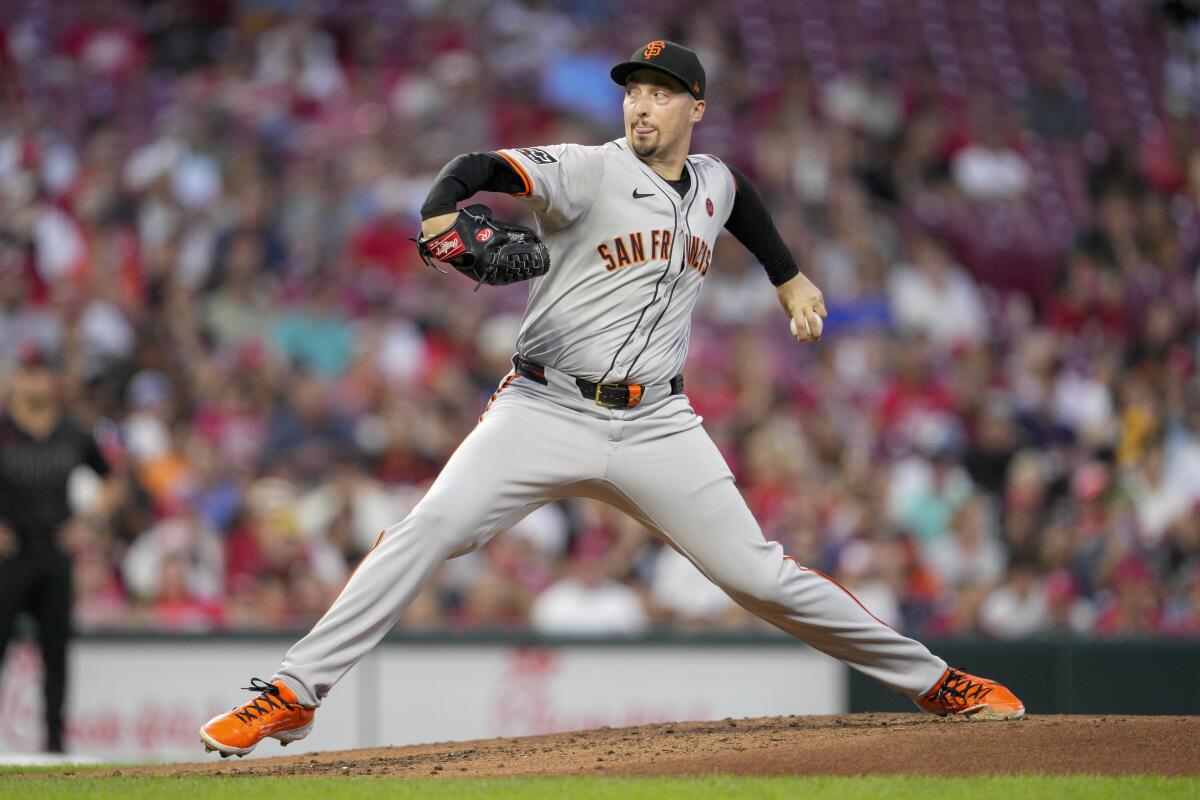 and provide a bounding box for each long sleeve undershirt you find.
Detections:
[420,153,800,286]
